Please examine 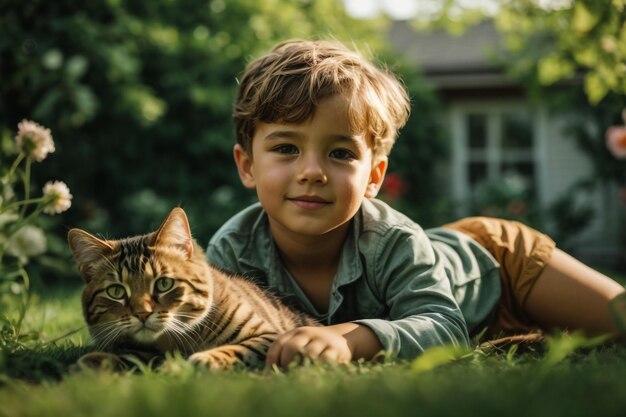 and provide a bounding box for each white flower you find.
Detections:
[5,225,47,264]
[15,119,56,162]
[0,212,19,228]
[42,180,72,214]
